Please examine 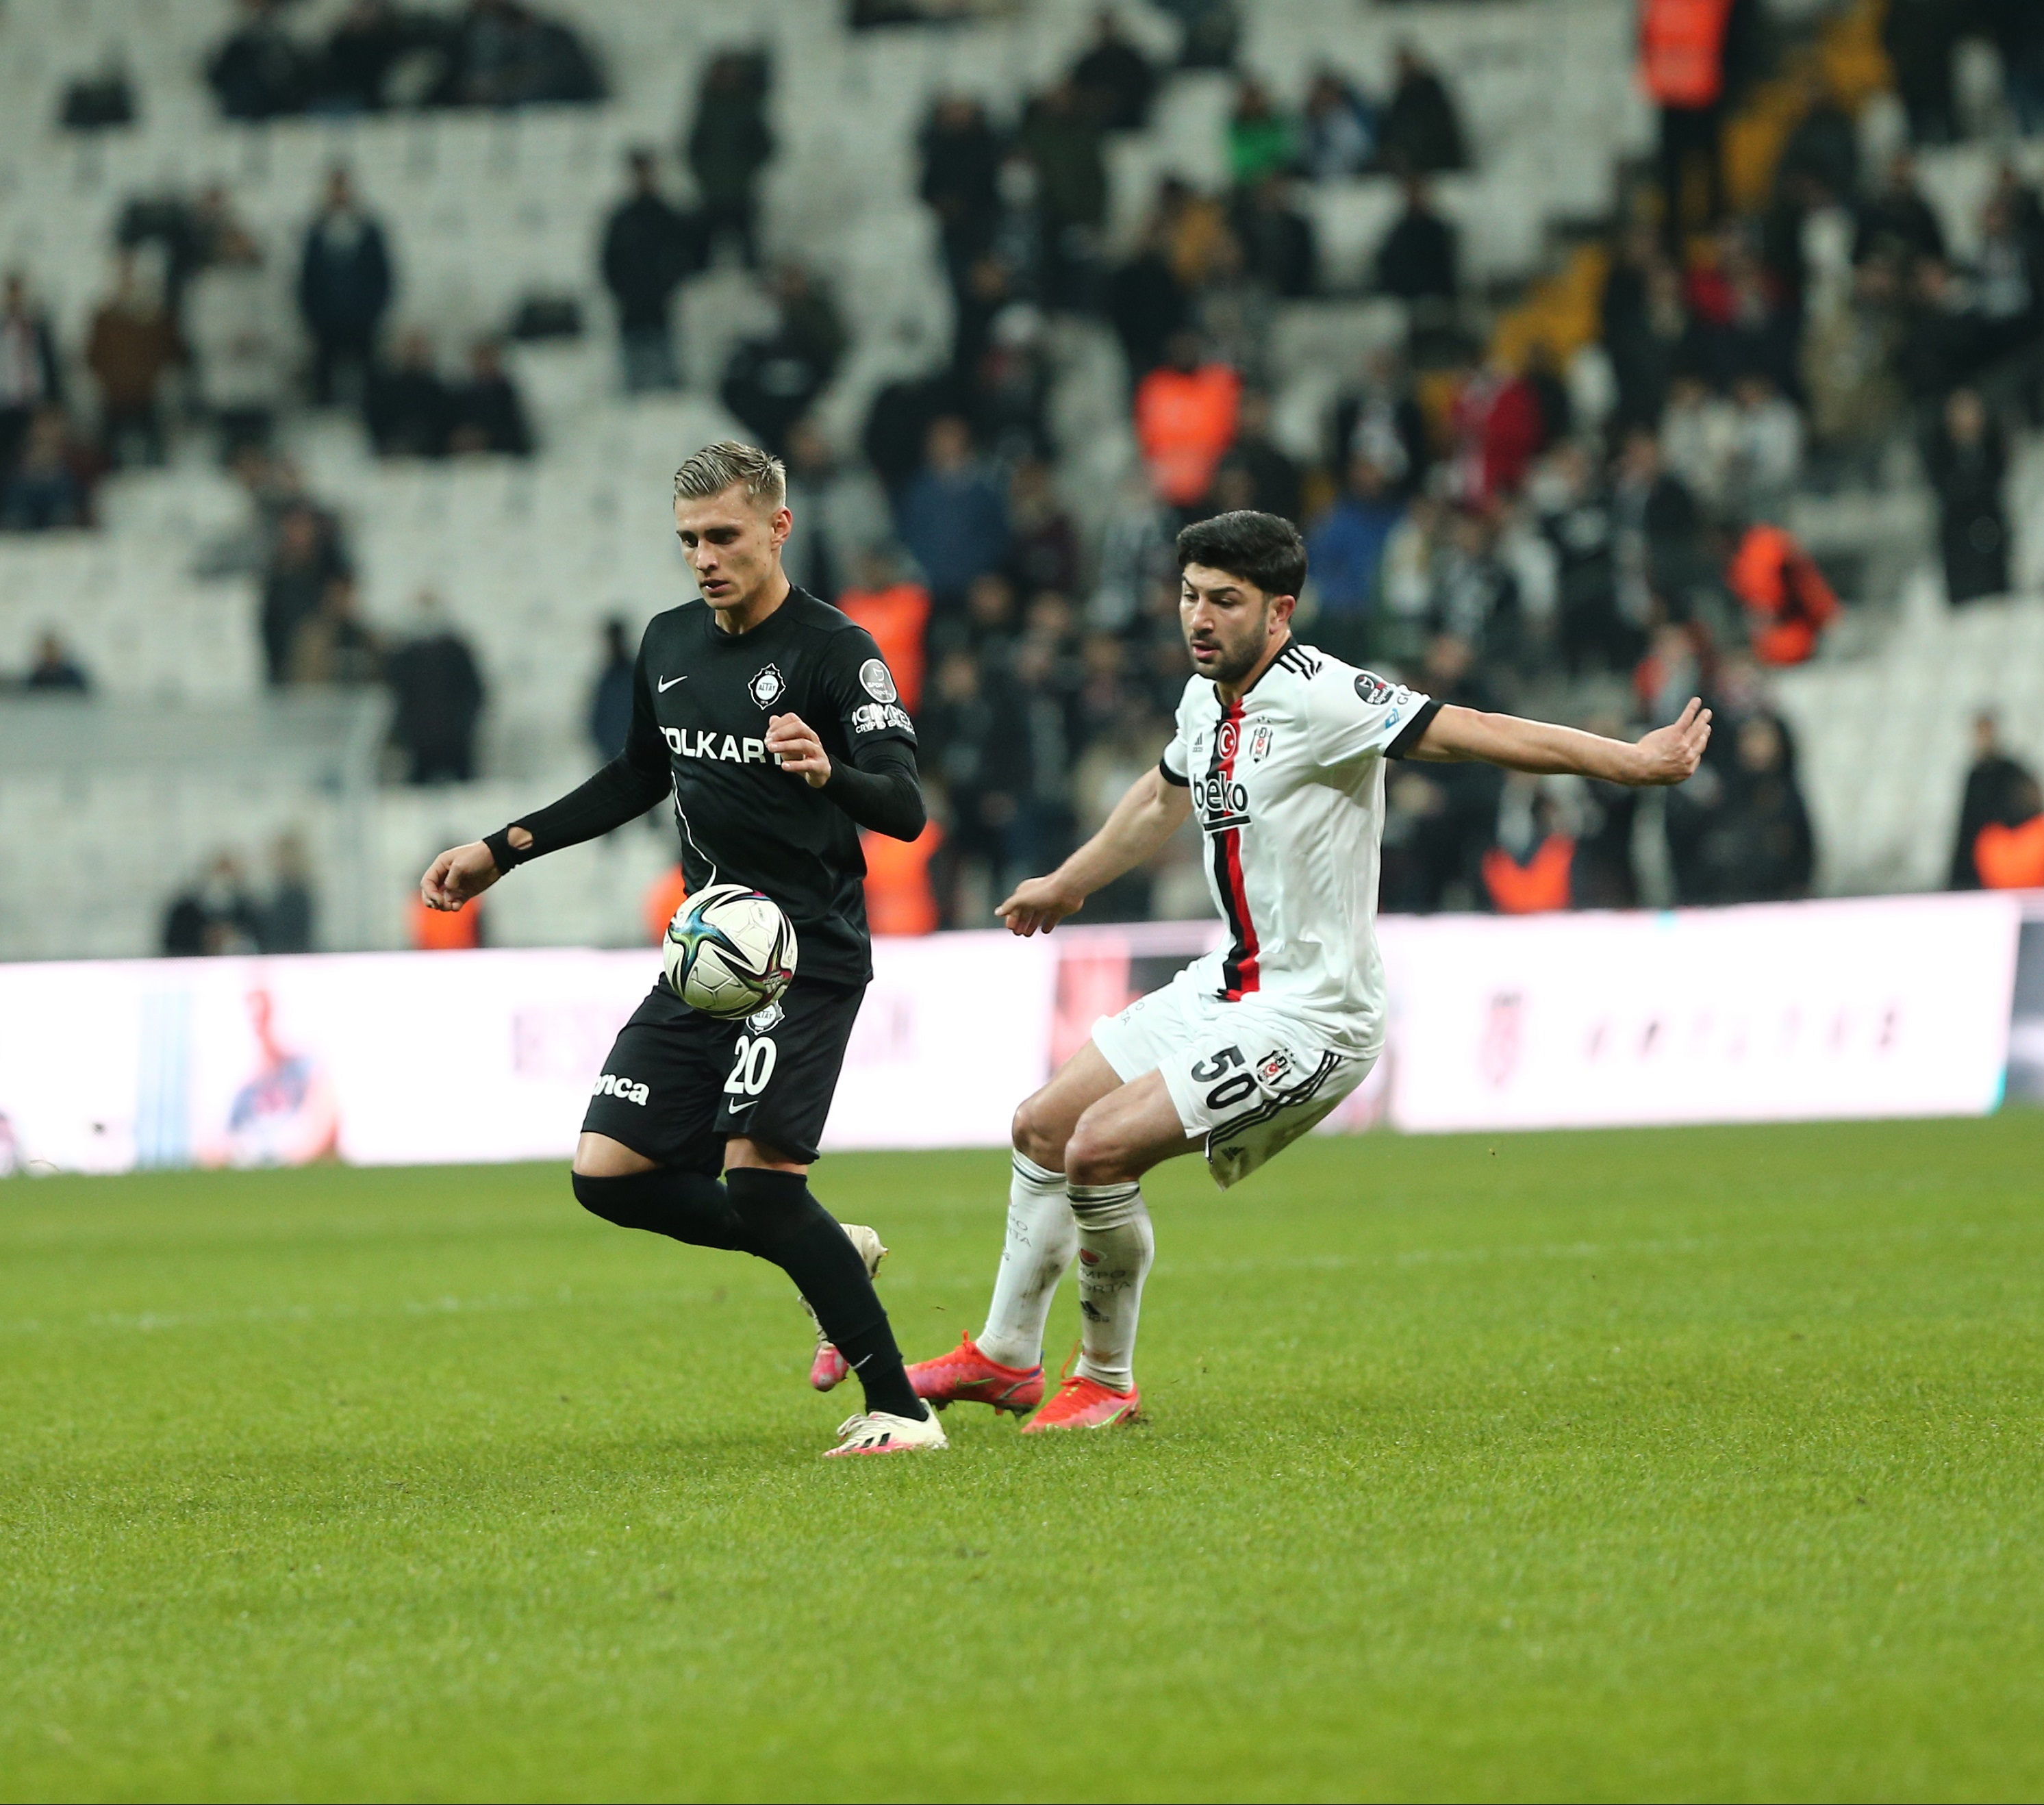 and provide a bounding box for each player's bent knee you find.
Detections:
[1063,1120,1129,1189]
[1010,1090,1068,1168]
